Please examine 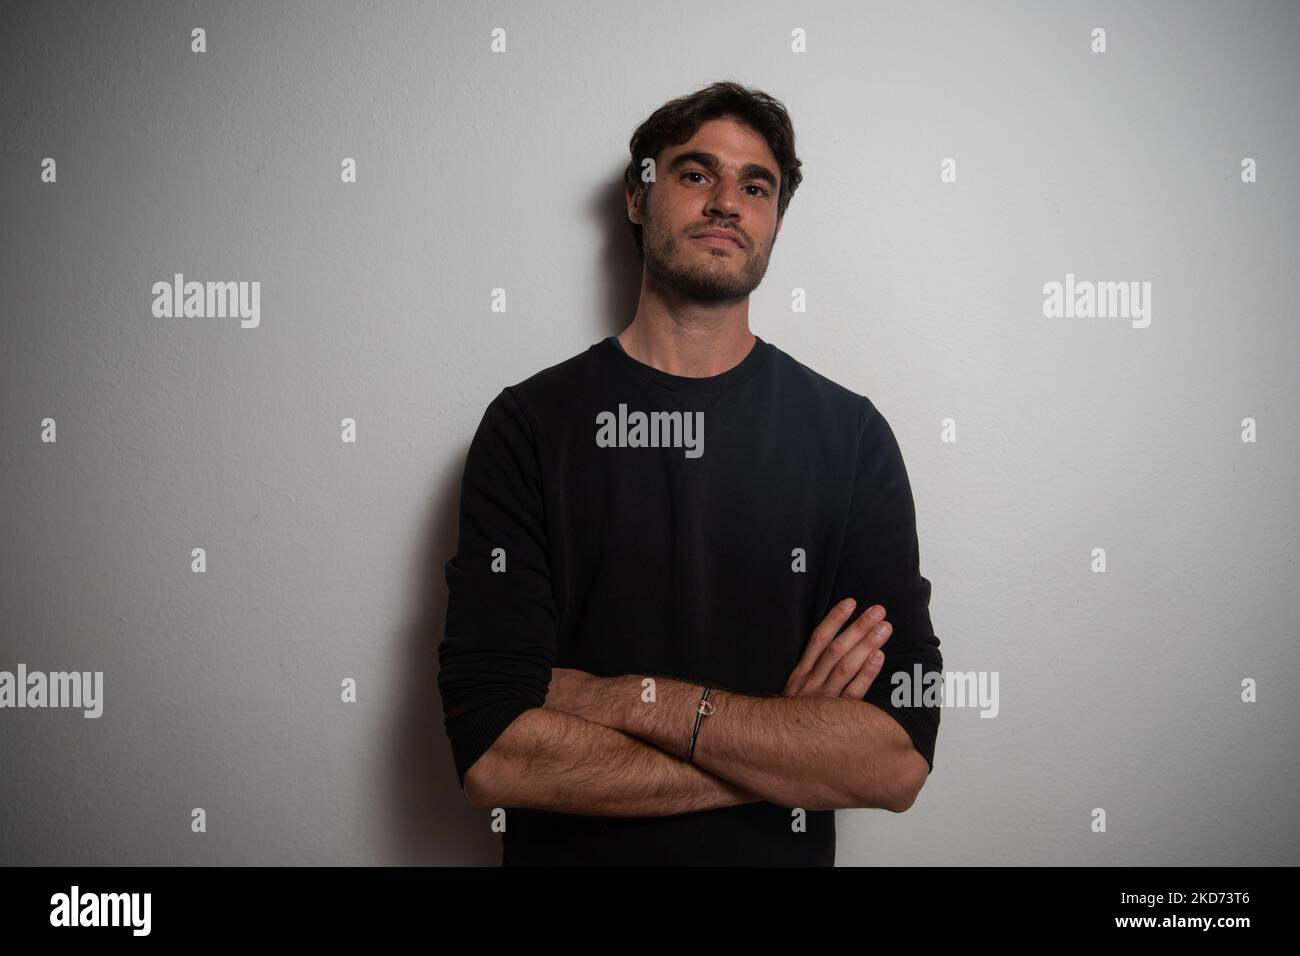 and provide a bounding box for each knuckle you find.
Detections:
[832,657,856,679]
